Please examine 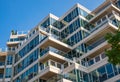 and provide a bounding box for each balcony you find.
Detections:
[73,15,118,49]
[47,74,74,82]
[7,39,20,46]
[39,26,61,40]
[7,47,16,54]
[62,73,76,82]
[46,70,77,82]
[39,60,62,80]
[40,46,71,63]
[40,35,72,52]
[79,41,110,60]
[86,37,106,52]
[39,26,72,52]
[40,46,64,57]
[80,52,107,67]
[85,17,118,44]
[47,74,62,82]
[29,60,75,82]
